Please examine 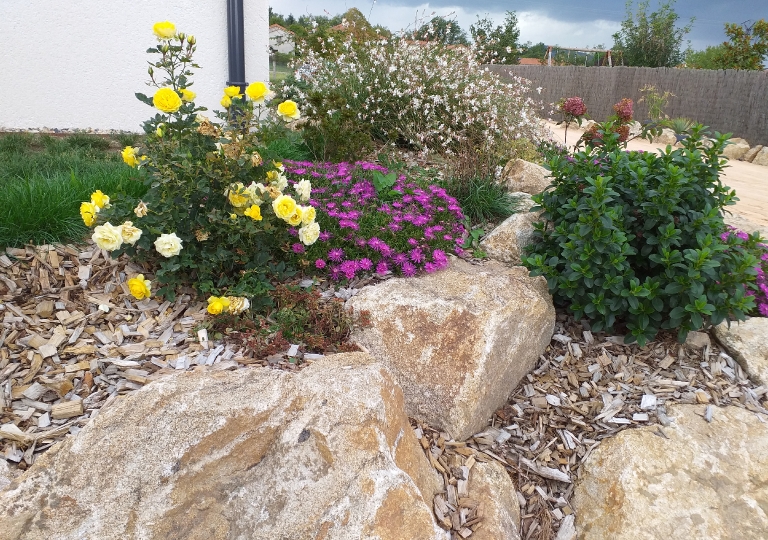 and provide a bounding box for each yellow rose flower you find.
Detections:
[207,296,231,315]
[156,123,166,137]
[277,100,300,121]
[127,274,152,300]
[153,21,176,40]
[266,185,281,199]
[299,205,316,226]
[245,82,270,102]
[179,88,196,102]
[298,222,320,246]
[153,87,182,113]
[273,161,284,171]
[223,85,243,98]
[119,221,142,245]
[220,95,232,108]
[154,232,183,257]
[287,207,303,226]
[227,183,249,208]
[80,201,98,227]
[92,222,124,251]
[90,190,110,209]
[121,146,140,168]
[134,201,148,217]
[244,205,263,221]
[272,194,297,221]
